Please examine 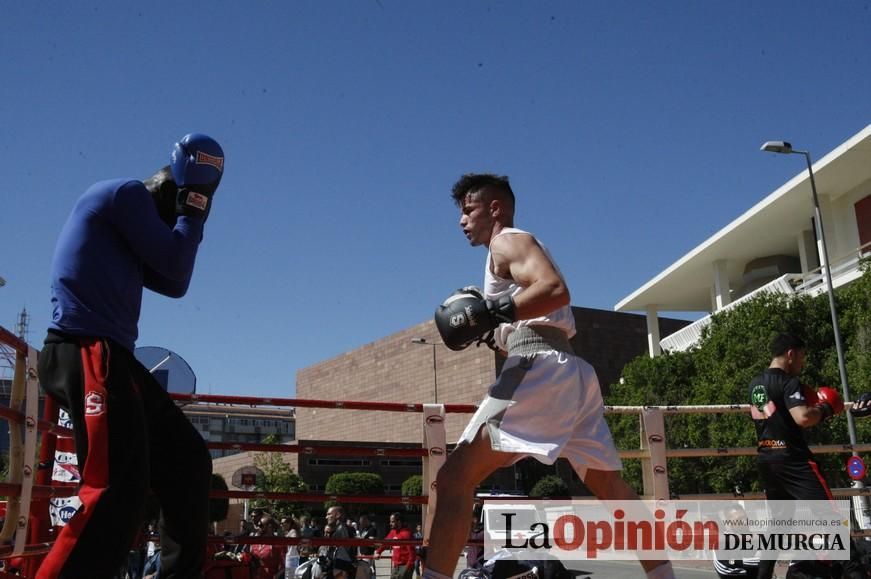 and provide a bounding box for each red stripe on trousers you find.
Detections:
[808,459,835,502]
[37,340,111,579]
